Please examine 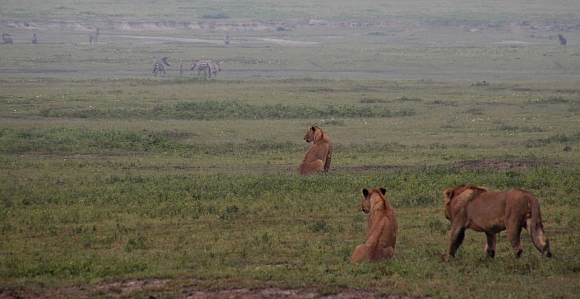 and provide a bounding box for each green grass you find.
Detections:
[2,78,580,298]
[1,1,580,298]
[1,165,579,298]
